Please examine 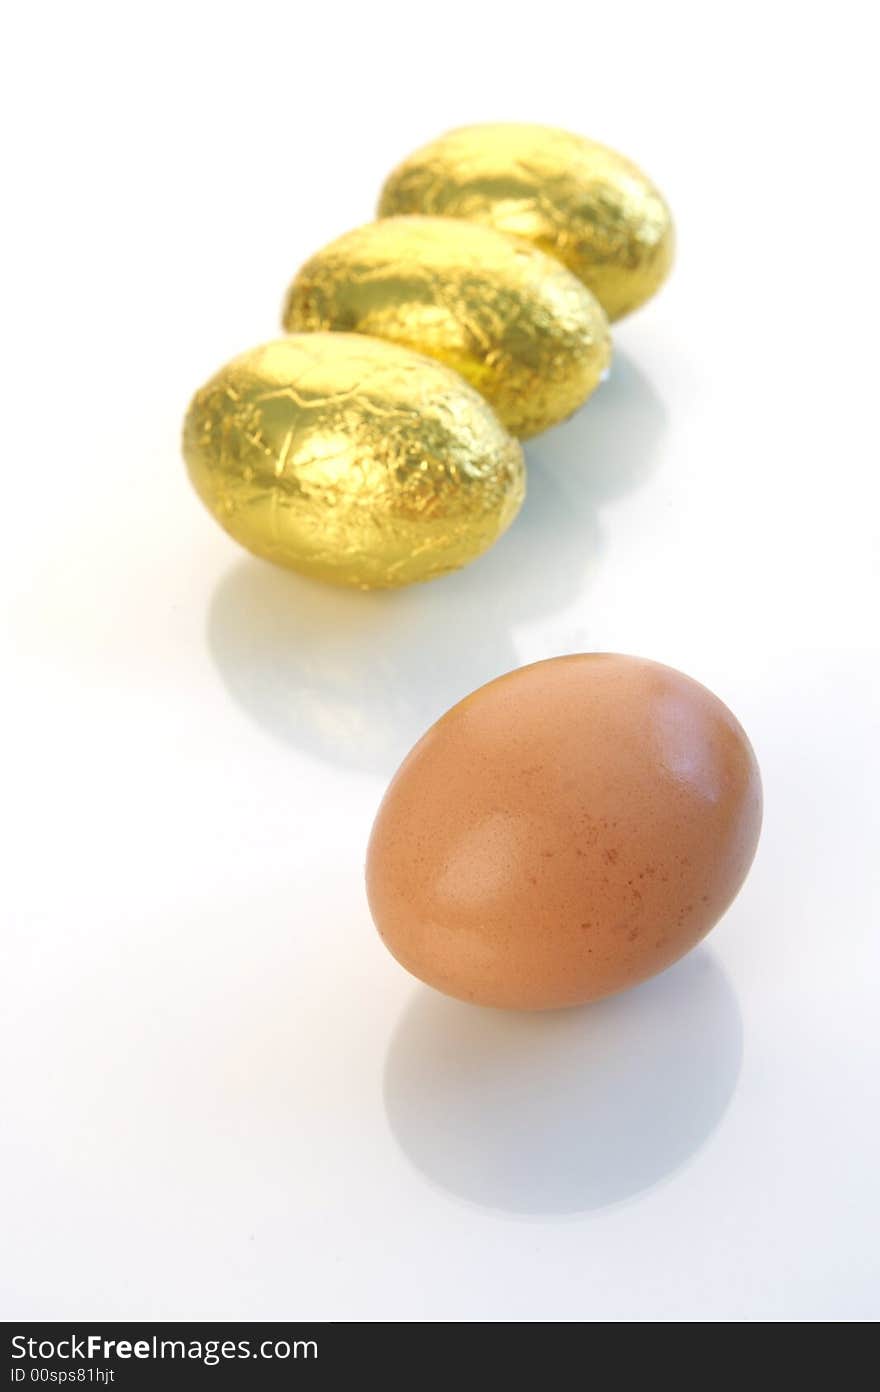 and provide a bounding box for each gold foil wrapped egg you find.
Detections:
[282,216,610,439]
[378,124,674,322]
[182,333,525,589]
